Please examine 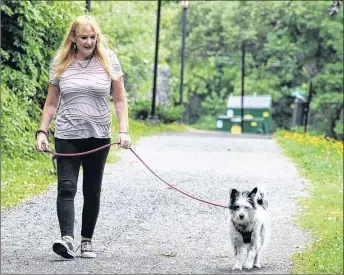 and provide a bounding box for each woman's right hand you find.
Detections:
[36,132,49,152]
